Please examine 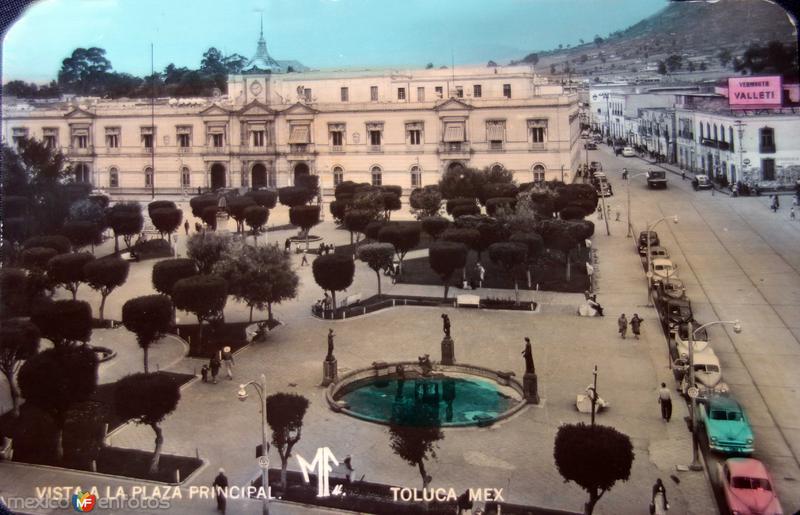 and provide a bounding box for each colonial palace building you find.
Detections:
[2,32,581,195]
